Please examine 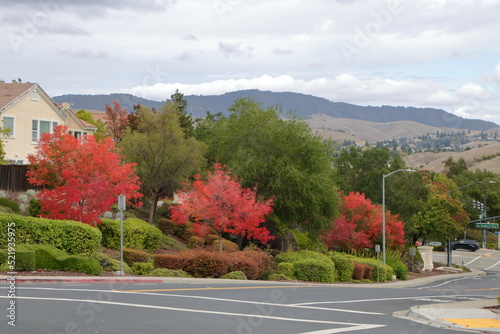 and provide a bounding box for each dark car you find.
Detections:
[451,239,480,252]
